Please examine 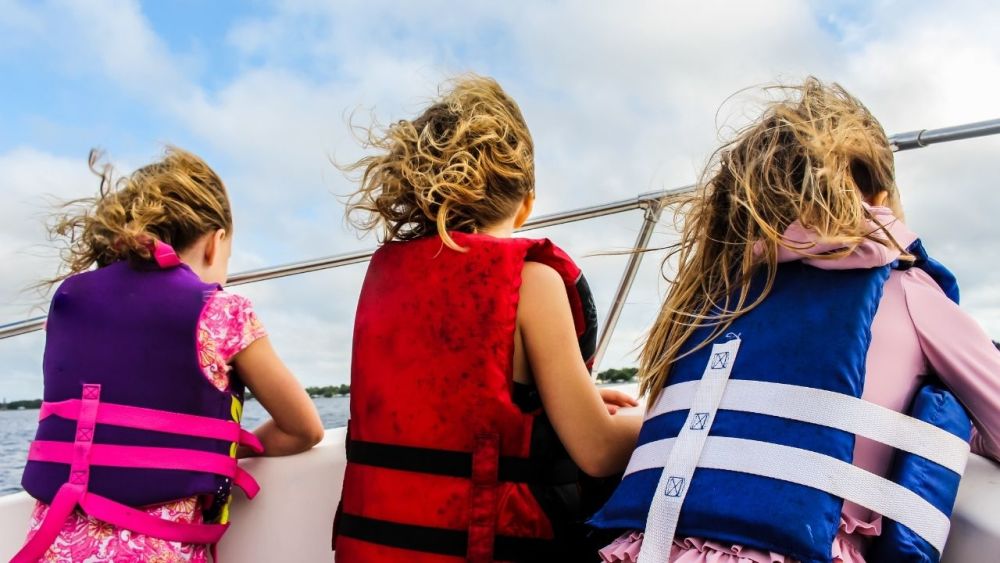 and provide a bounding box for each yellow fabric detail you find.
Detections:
[219,494,233,524]
[230,395,243,423]
[217,393,244,525]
